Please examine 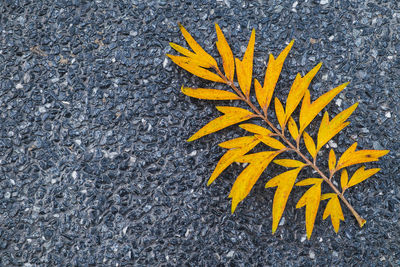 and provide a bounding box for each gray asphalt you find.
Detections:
[0,0,399,266]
